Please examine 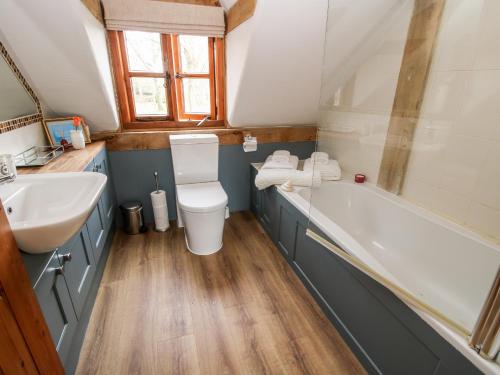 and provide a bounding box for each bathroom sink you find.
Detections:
[0,172,107,254]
